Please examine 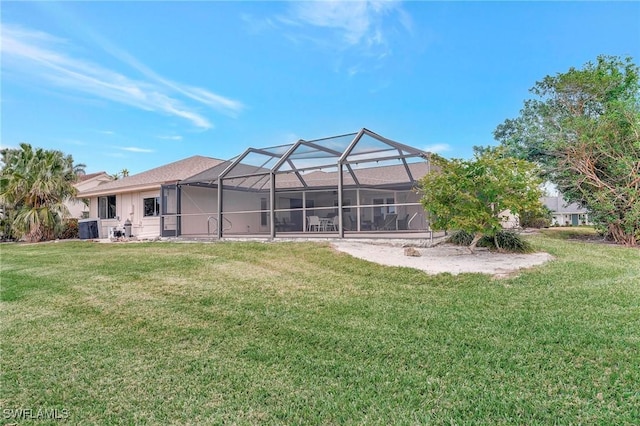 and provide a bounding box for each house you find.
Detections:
[542,195,591,226]
[66,172,114,219]
[78,129,433,239]
[78,156,224,238]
